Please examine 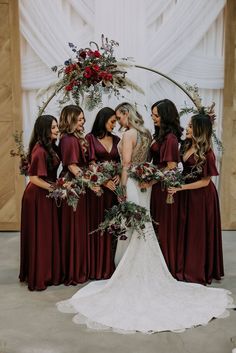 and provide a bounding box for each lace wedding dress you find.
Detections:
[57,131,234,334]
